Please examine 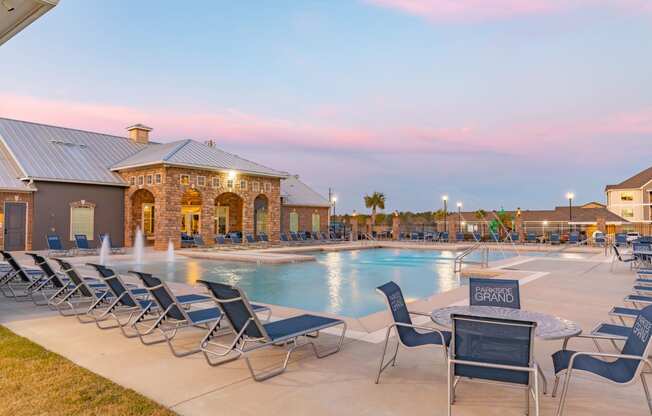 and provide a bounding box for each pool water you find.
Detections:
[111,248,514,318]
